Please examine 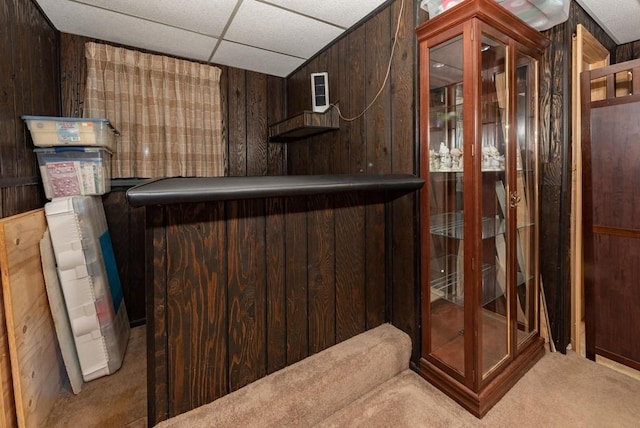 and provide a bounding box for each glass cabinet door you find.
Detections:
[479,33,510,379]
[514,51,539,350]
[427,34,465,376]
